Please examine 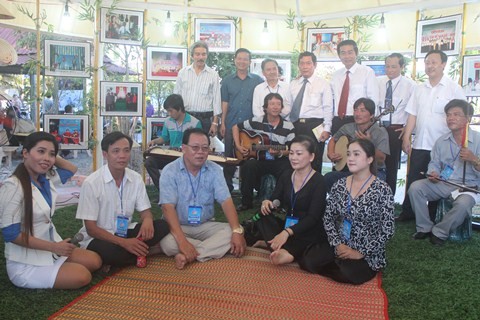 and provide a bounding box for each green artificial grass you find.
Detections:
[0,186,479,319]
